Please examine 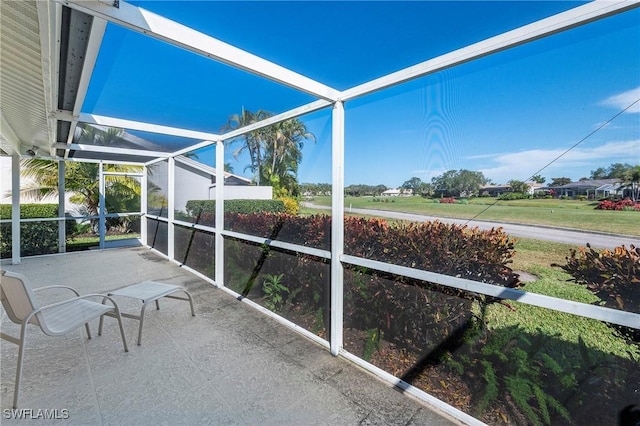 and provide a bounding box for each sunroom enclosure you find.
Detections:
[1,1,639,425]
